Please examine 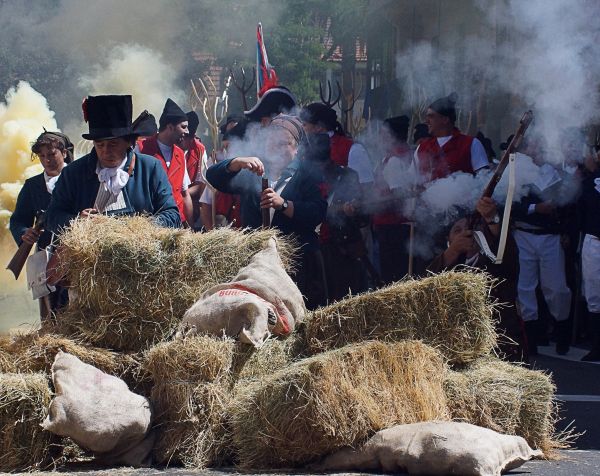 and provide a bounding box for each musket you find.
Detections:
[469,110,534,228]
[6,210,46,279]
[261,176,270,227]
